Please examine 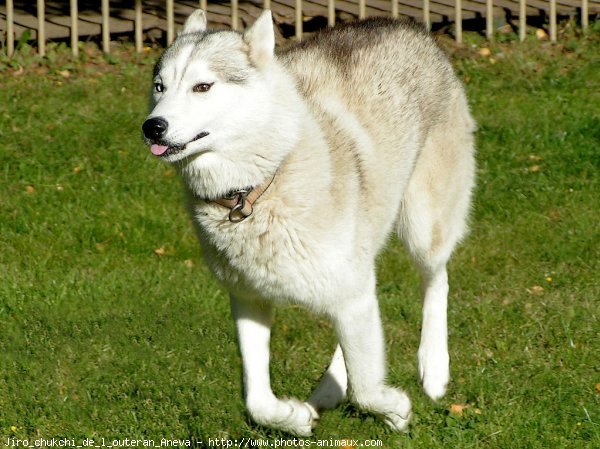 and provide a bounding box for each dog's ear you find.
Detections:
[180,9,208,35]
[243,10,275,68]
